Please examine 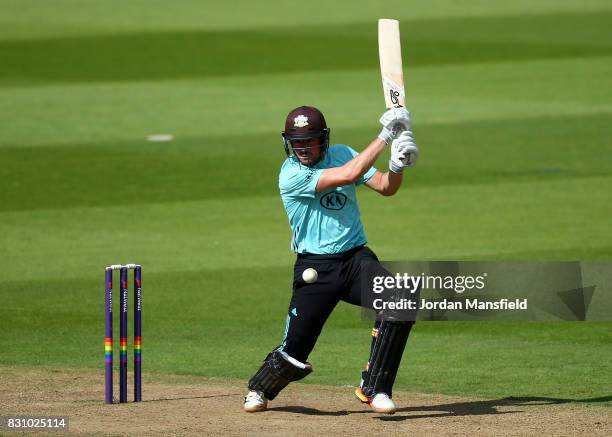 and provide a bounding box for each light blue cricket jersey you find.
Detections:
[279,144,377,254]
